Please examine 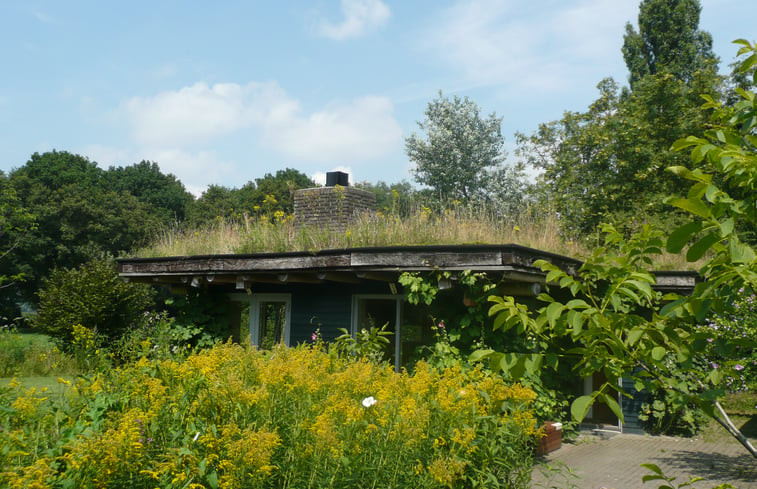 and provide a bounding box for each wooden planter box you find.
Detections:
[536,421,562,455]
